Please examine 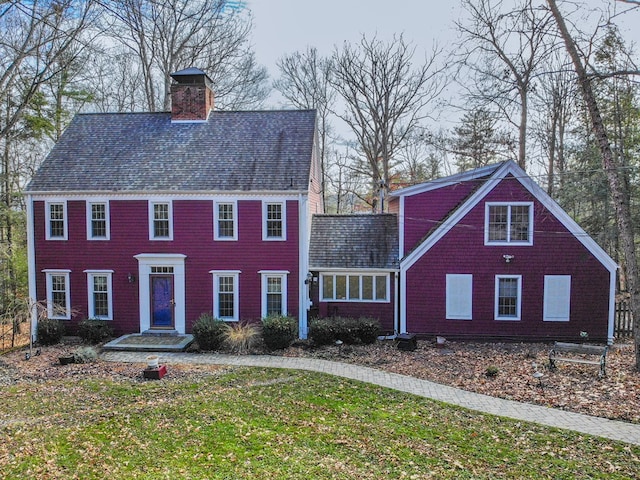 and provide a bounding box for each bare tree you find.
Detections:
[331,34,443,212]
[102,0,268,111]
[0,0,97,317]
[547,0,640,367]
[530,53,576,196]
[274,47,336,211]
[456,0,554,170]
